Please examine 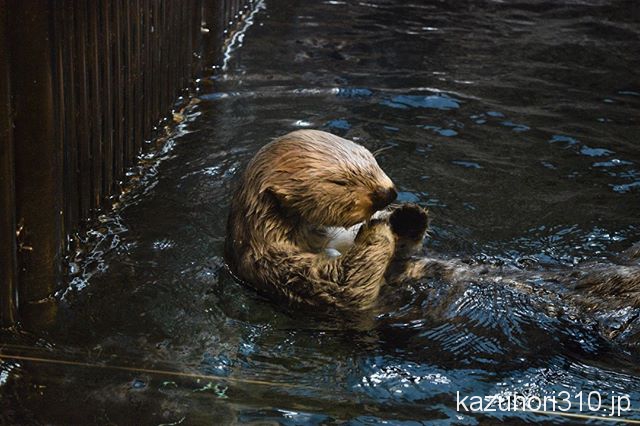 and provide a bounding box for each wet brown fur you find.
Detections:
[225,130,403,310]
[399,245,640,311]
